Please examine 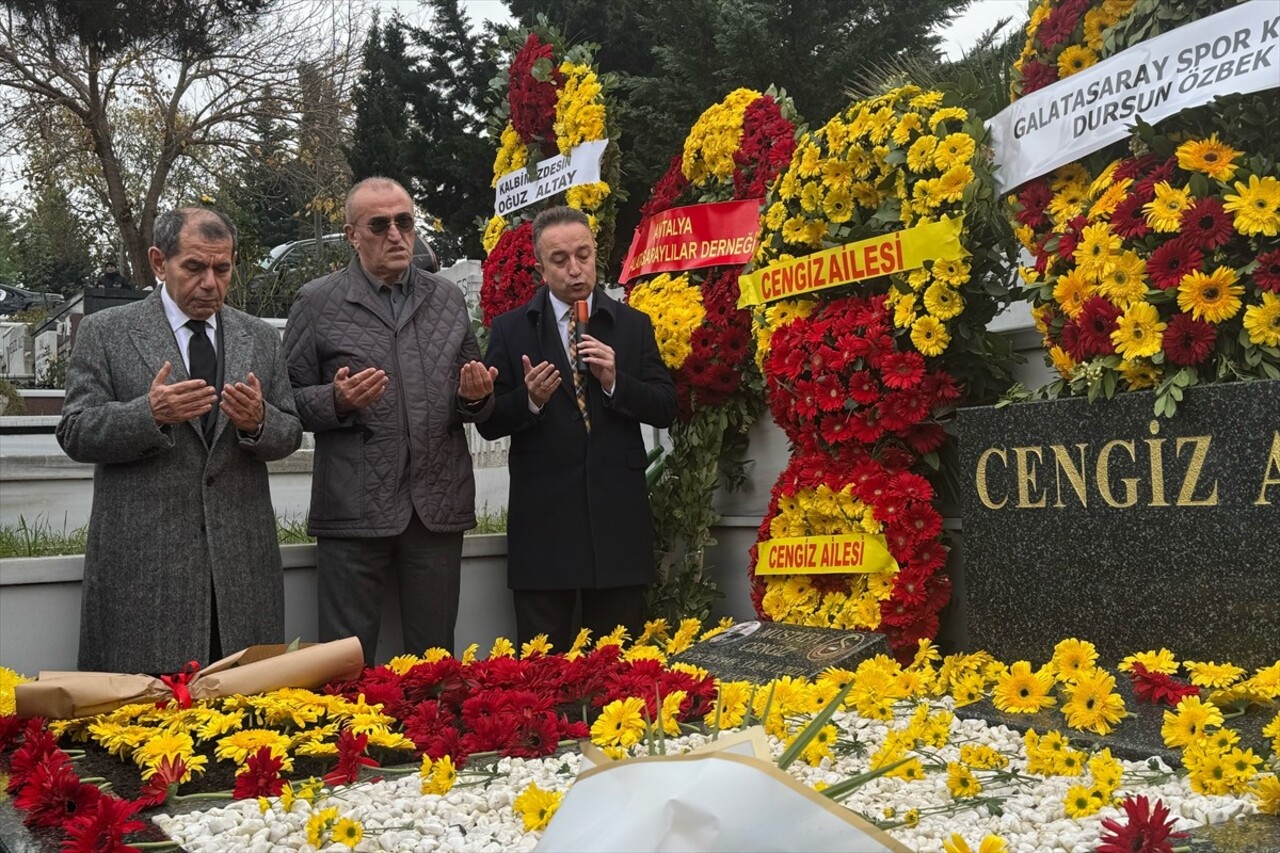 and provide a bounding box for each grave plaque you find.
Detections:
[672,621,890,683]
[958,379,1280,670]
